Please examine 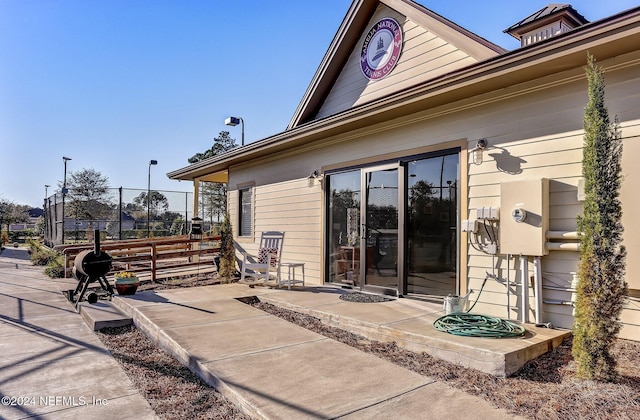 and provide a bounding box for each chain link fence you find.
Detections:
[44,187,200,247]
